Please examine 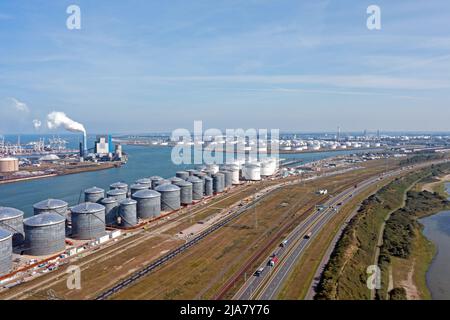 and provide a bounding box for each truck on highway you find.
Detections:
[268,256,279,267]
[304,232,312,239]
